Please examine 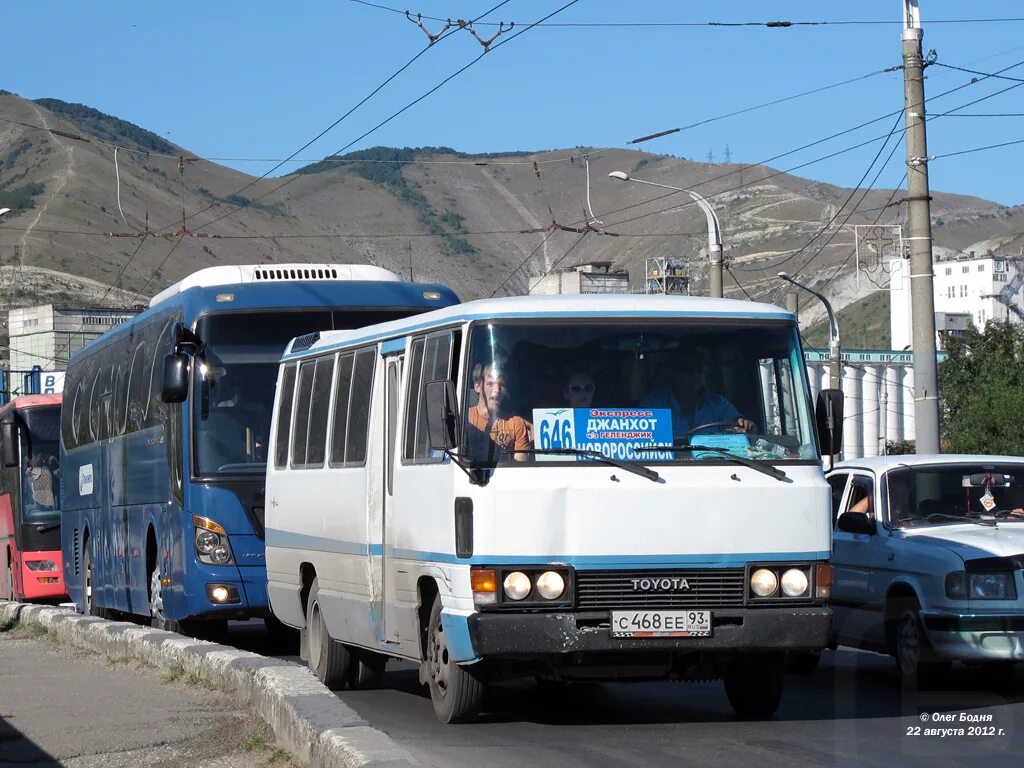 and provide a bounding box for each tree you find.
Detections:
[939,322,1024,455]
